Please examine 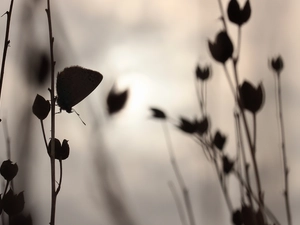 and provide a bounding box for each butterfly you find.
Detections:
[56,66,103,113]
